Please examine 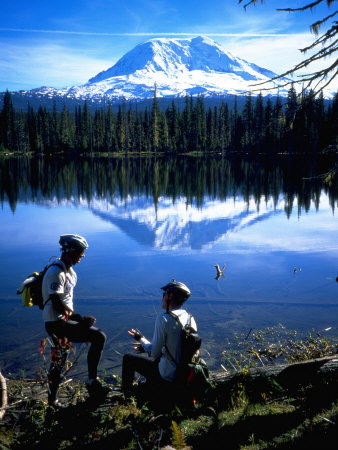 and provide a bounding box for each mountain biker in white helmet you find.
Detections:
[42,234,108,405]
[122,279,197,393]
